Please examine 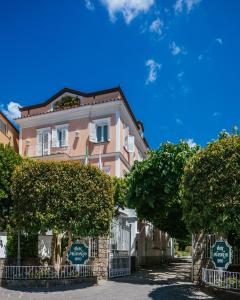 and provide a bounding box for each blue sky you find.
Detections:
[0,0,239,149]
